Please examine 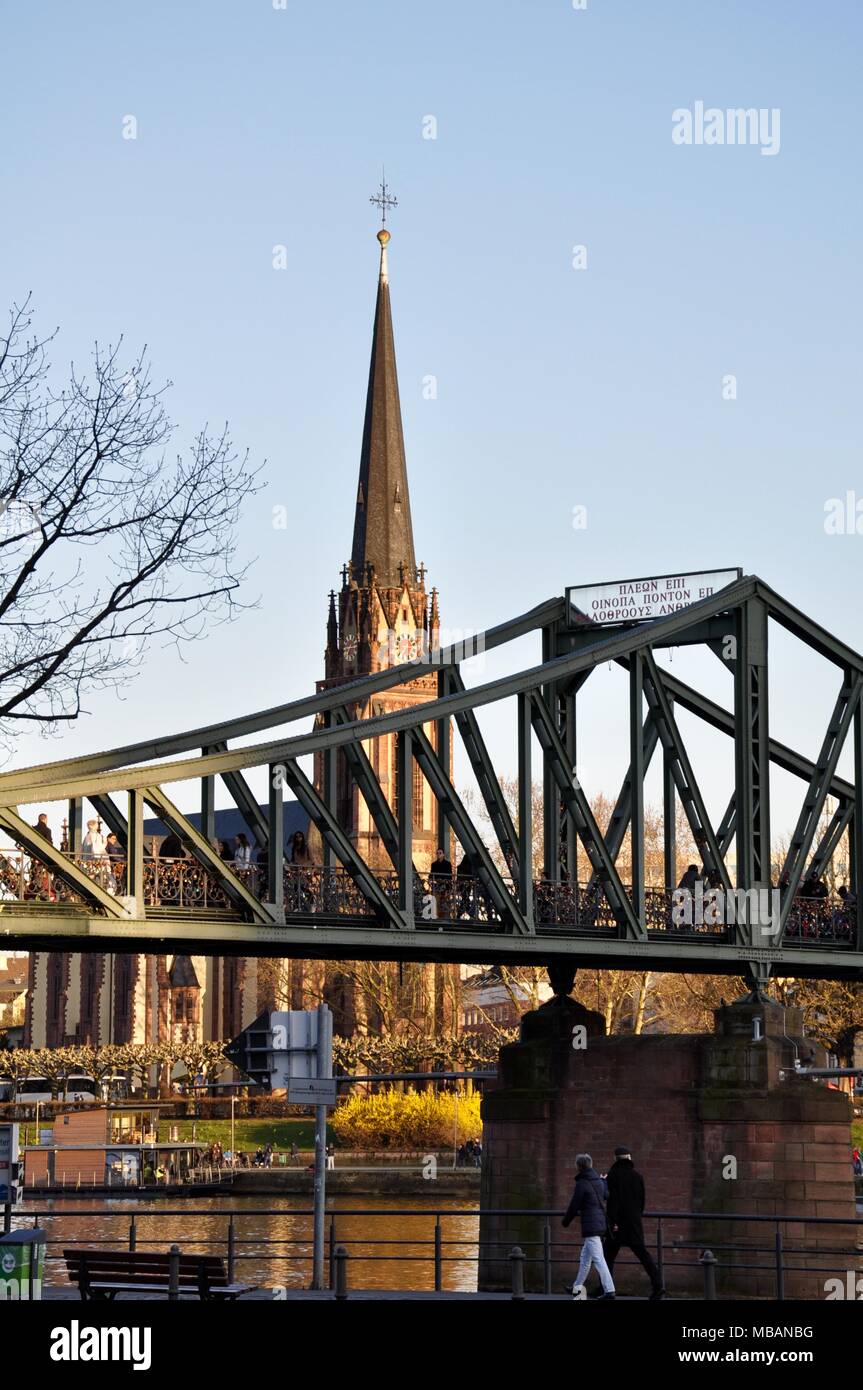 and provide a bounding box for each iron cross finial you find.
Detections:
[370,171,398,227]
